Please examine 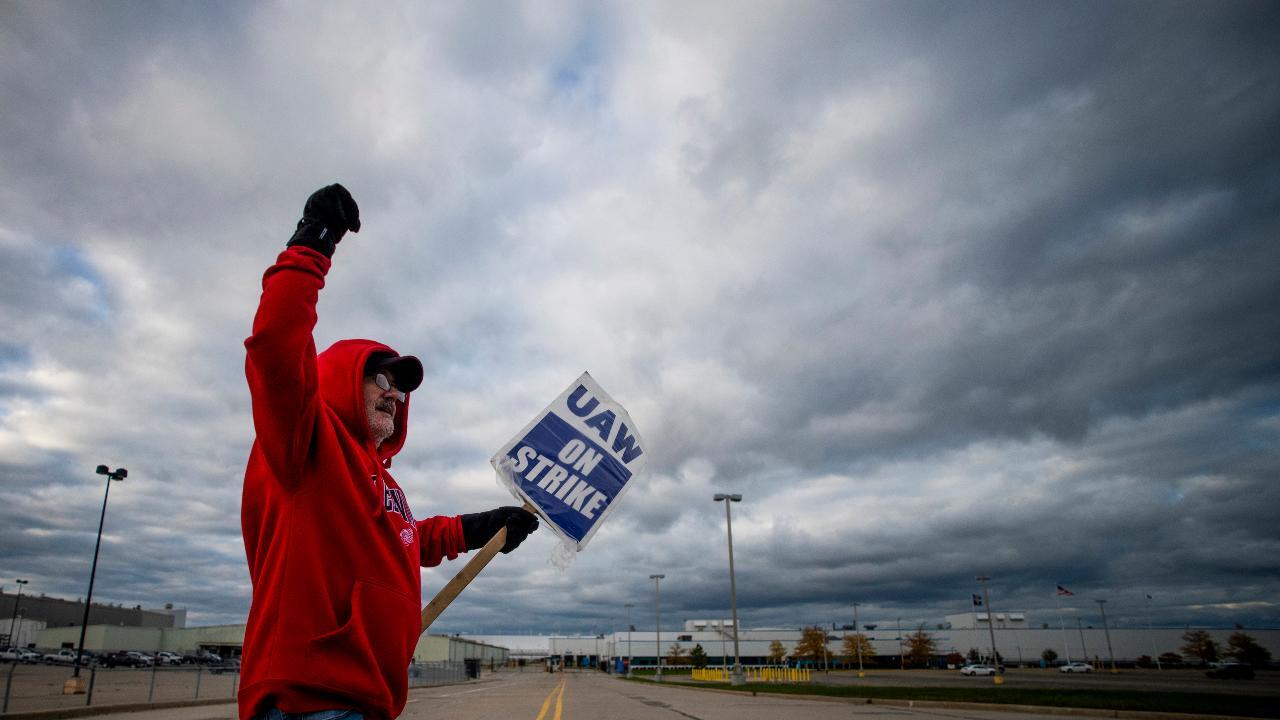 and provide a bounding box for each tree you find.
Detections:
[842,633,875,665]
[1227,632,1272,666]
[768,640,787,664]
[793,626,828,664]
[667,643,689,665]
[966,648,982,664]
[1158,652,1183,666]
[1041,648,1059,665]
[689,644,708,668]
[904,627,937,668]
[1180,630,1219,663]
